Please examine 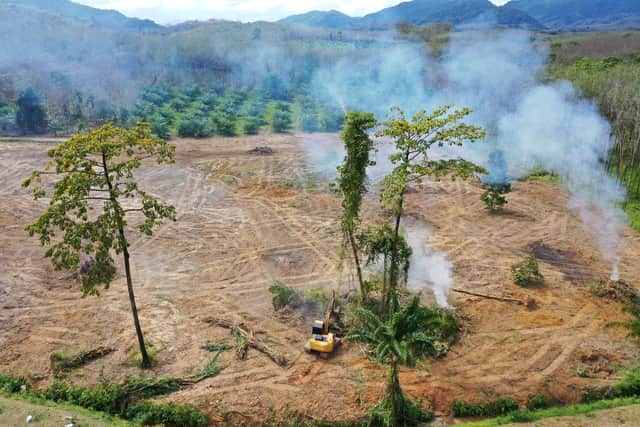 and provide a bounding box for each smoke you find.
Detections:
[310,41,434,118]
[305,30,627,279]
[405,223,453,308]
